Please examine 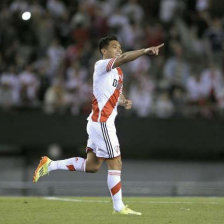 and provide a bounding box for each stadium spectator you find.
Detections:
[0,66,20,109]
[10,0,29,13]
[47,39,65,81]
[47,0,67,19]
[122,0,144,24]
[108,8,129,29]
[159,0,179,24]
[155,92,175,118]
[34,11,56,54]
[18,65,39,106]
[186,70,203,103]
[200,63,223,102]
[44,79,68,114]
[163,42,190,89]
[129,73,155,117]
[204,17,224,68]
